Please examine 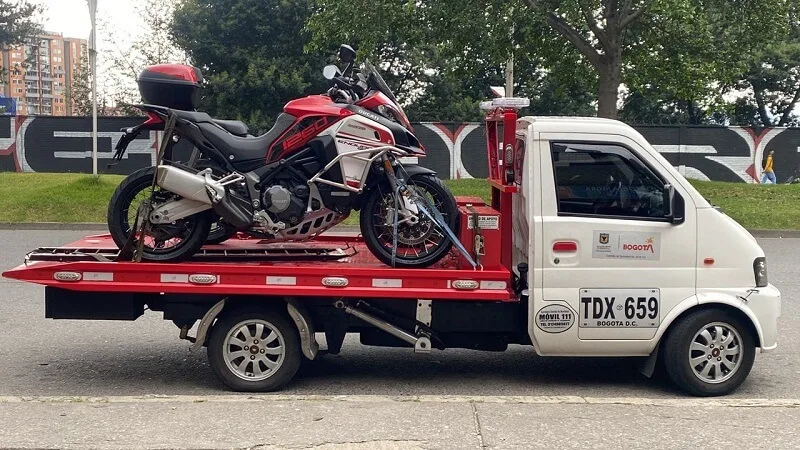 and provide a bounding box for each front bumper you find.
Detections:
[747,283,781,352]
